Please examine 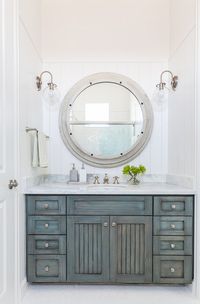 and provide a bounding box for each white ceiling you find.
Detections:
[41,0,170,62]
